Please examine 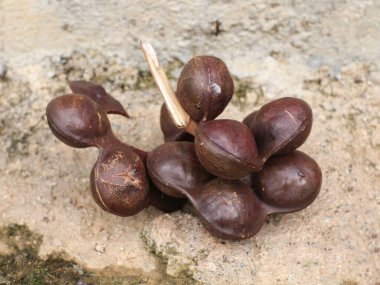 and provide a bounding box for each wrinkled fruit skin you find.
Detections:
[147,142,214,198]
[46,94,111,148]
[193,179,267,240]
[90,146,150,217]
[177,56,234,121]
[252,150,322,213]
[195,120,261,179]
[251,97,312,159]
